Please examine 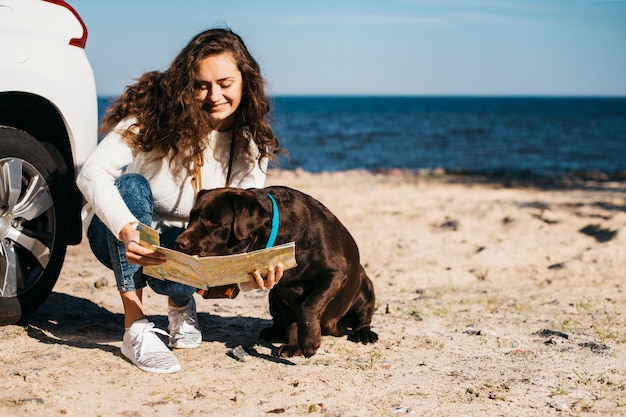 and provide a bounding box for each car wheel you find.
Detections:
[0,127,68,324]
